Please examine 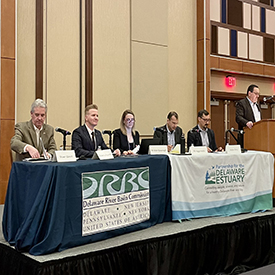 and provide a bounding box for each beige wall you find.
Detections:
[46,0,80,148]
[168,0,197,134]
[93,0,131,133]
[16,0,197,147]
[17,0,36,121]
